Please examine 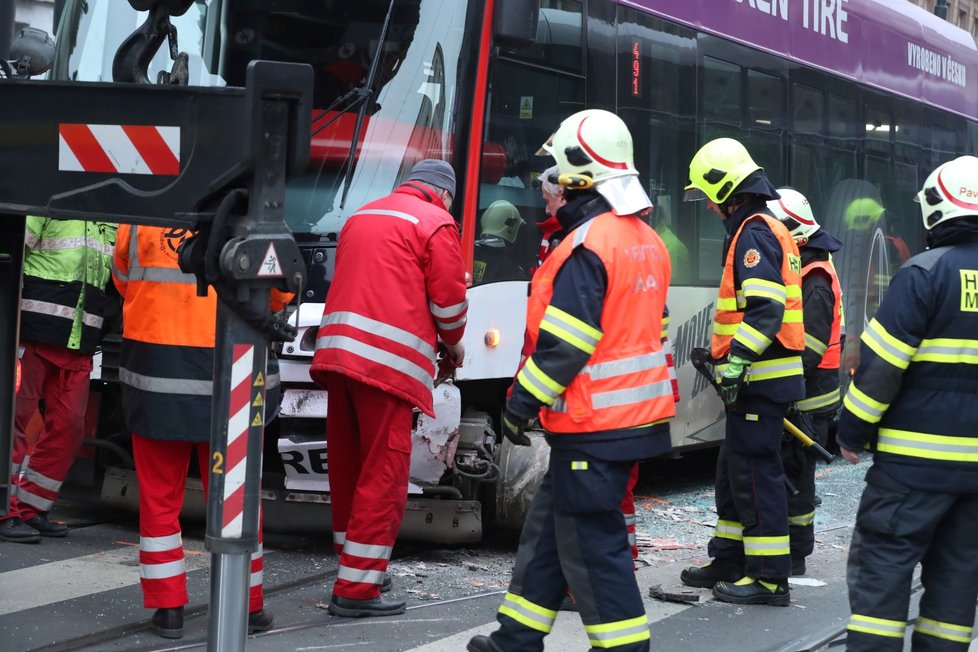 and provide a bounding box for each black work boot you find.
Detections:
[0,517,41,543]
[791,558,806,577]
[680,559,742,588]
[24,513,68,537]
[467,634,505,652]
[713,577,790,606]
[380,571,393,593]
[327,595,406,618]
[248,609,274,633]
[151,606,184,639]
